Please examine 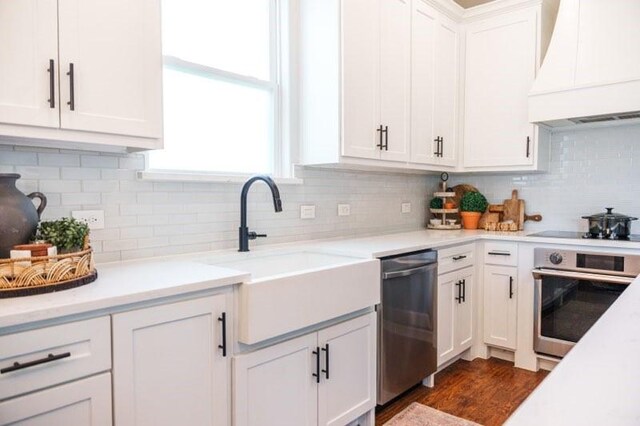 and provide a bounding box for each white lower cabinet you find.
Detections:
[0,373,112,426]
[112,294,231,426]
[233,313,376,426]
[437,266,474,366]
[483,265,518,350]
